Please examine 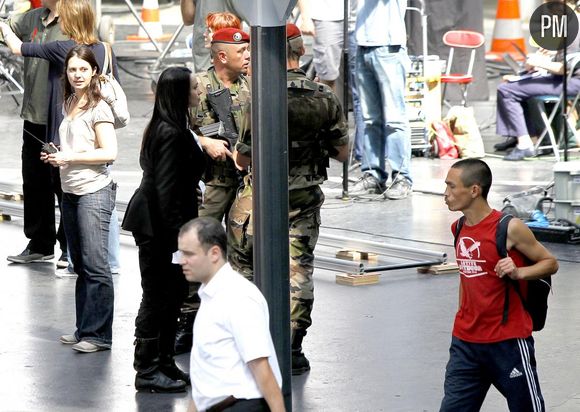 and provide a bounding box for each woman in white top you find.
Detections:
[41,45,117,353]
